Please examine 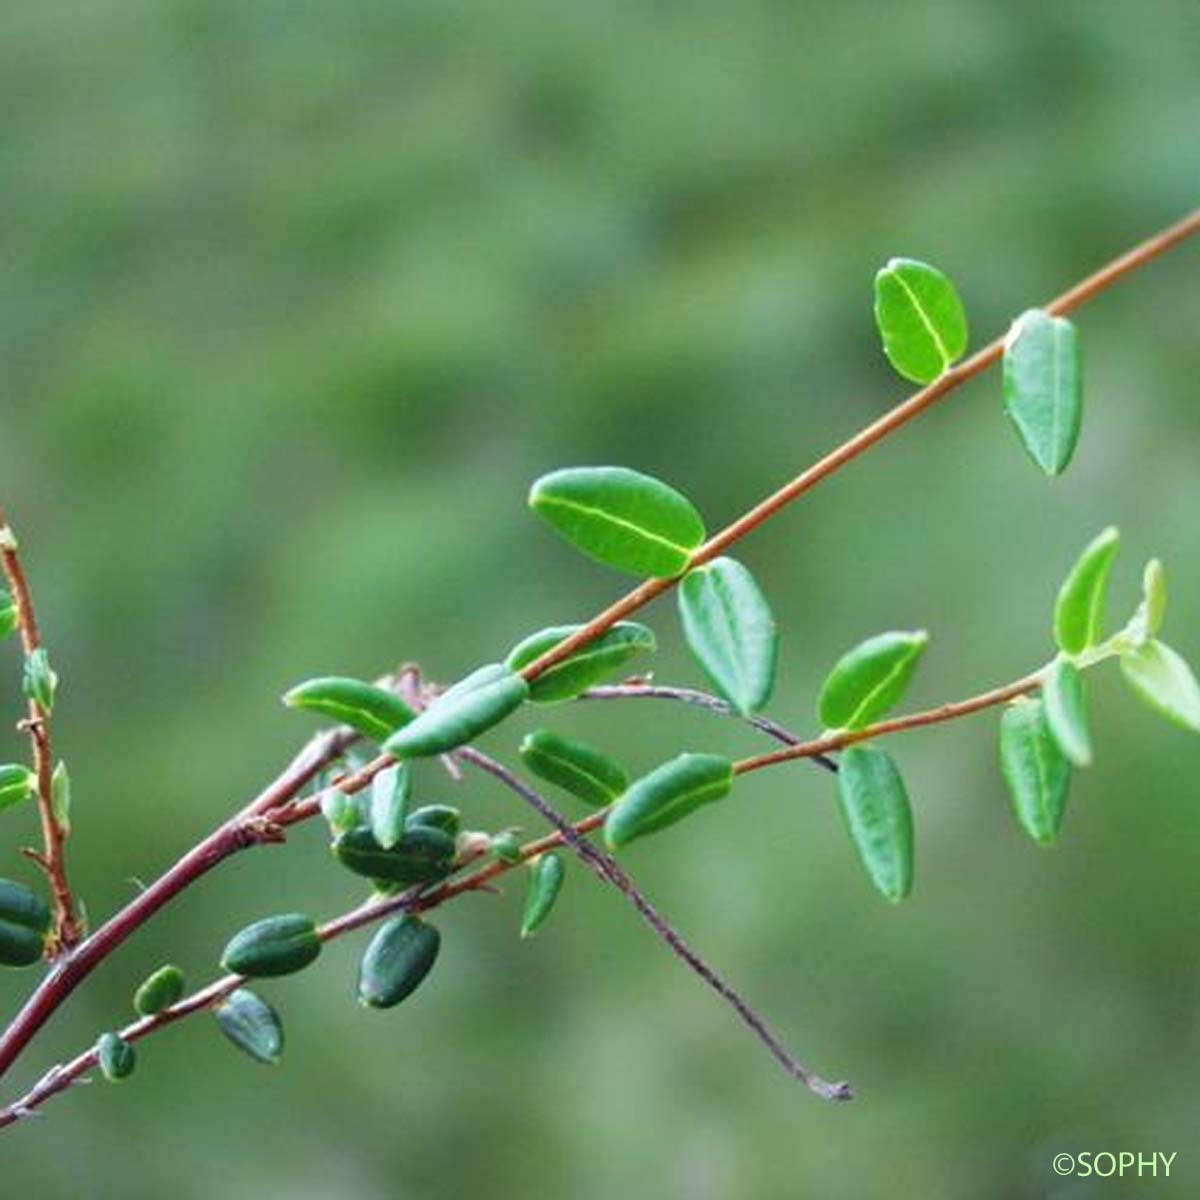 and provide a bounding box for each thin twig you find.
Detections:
[458,746,851,1099]
[0,512,79,951]
[580,683,839,772]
